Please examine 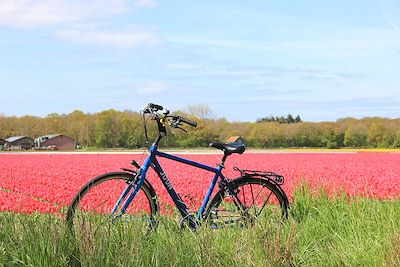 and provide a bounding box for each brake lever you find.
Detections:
[176,126,187,133]
[170,119,187,133]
